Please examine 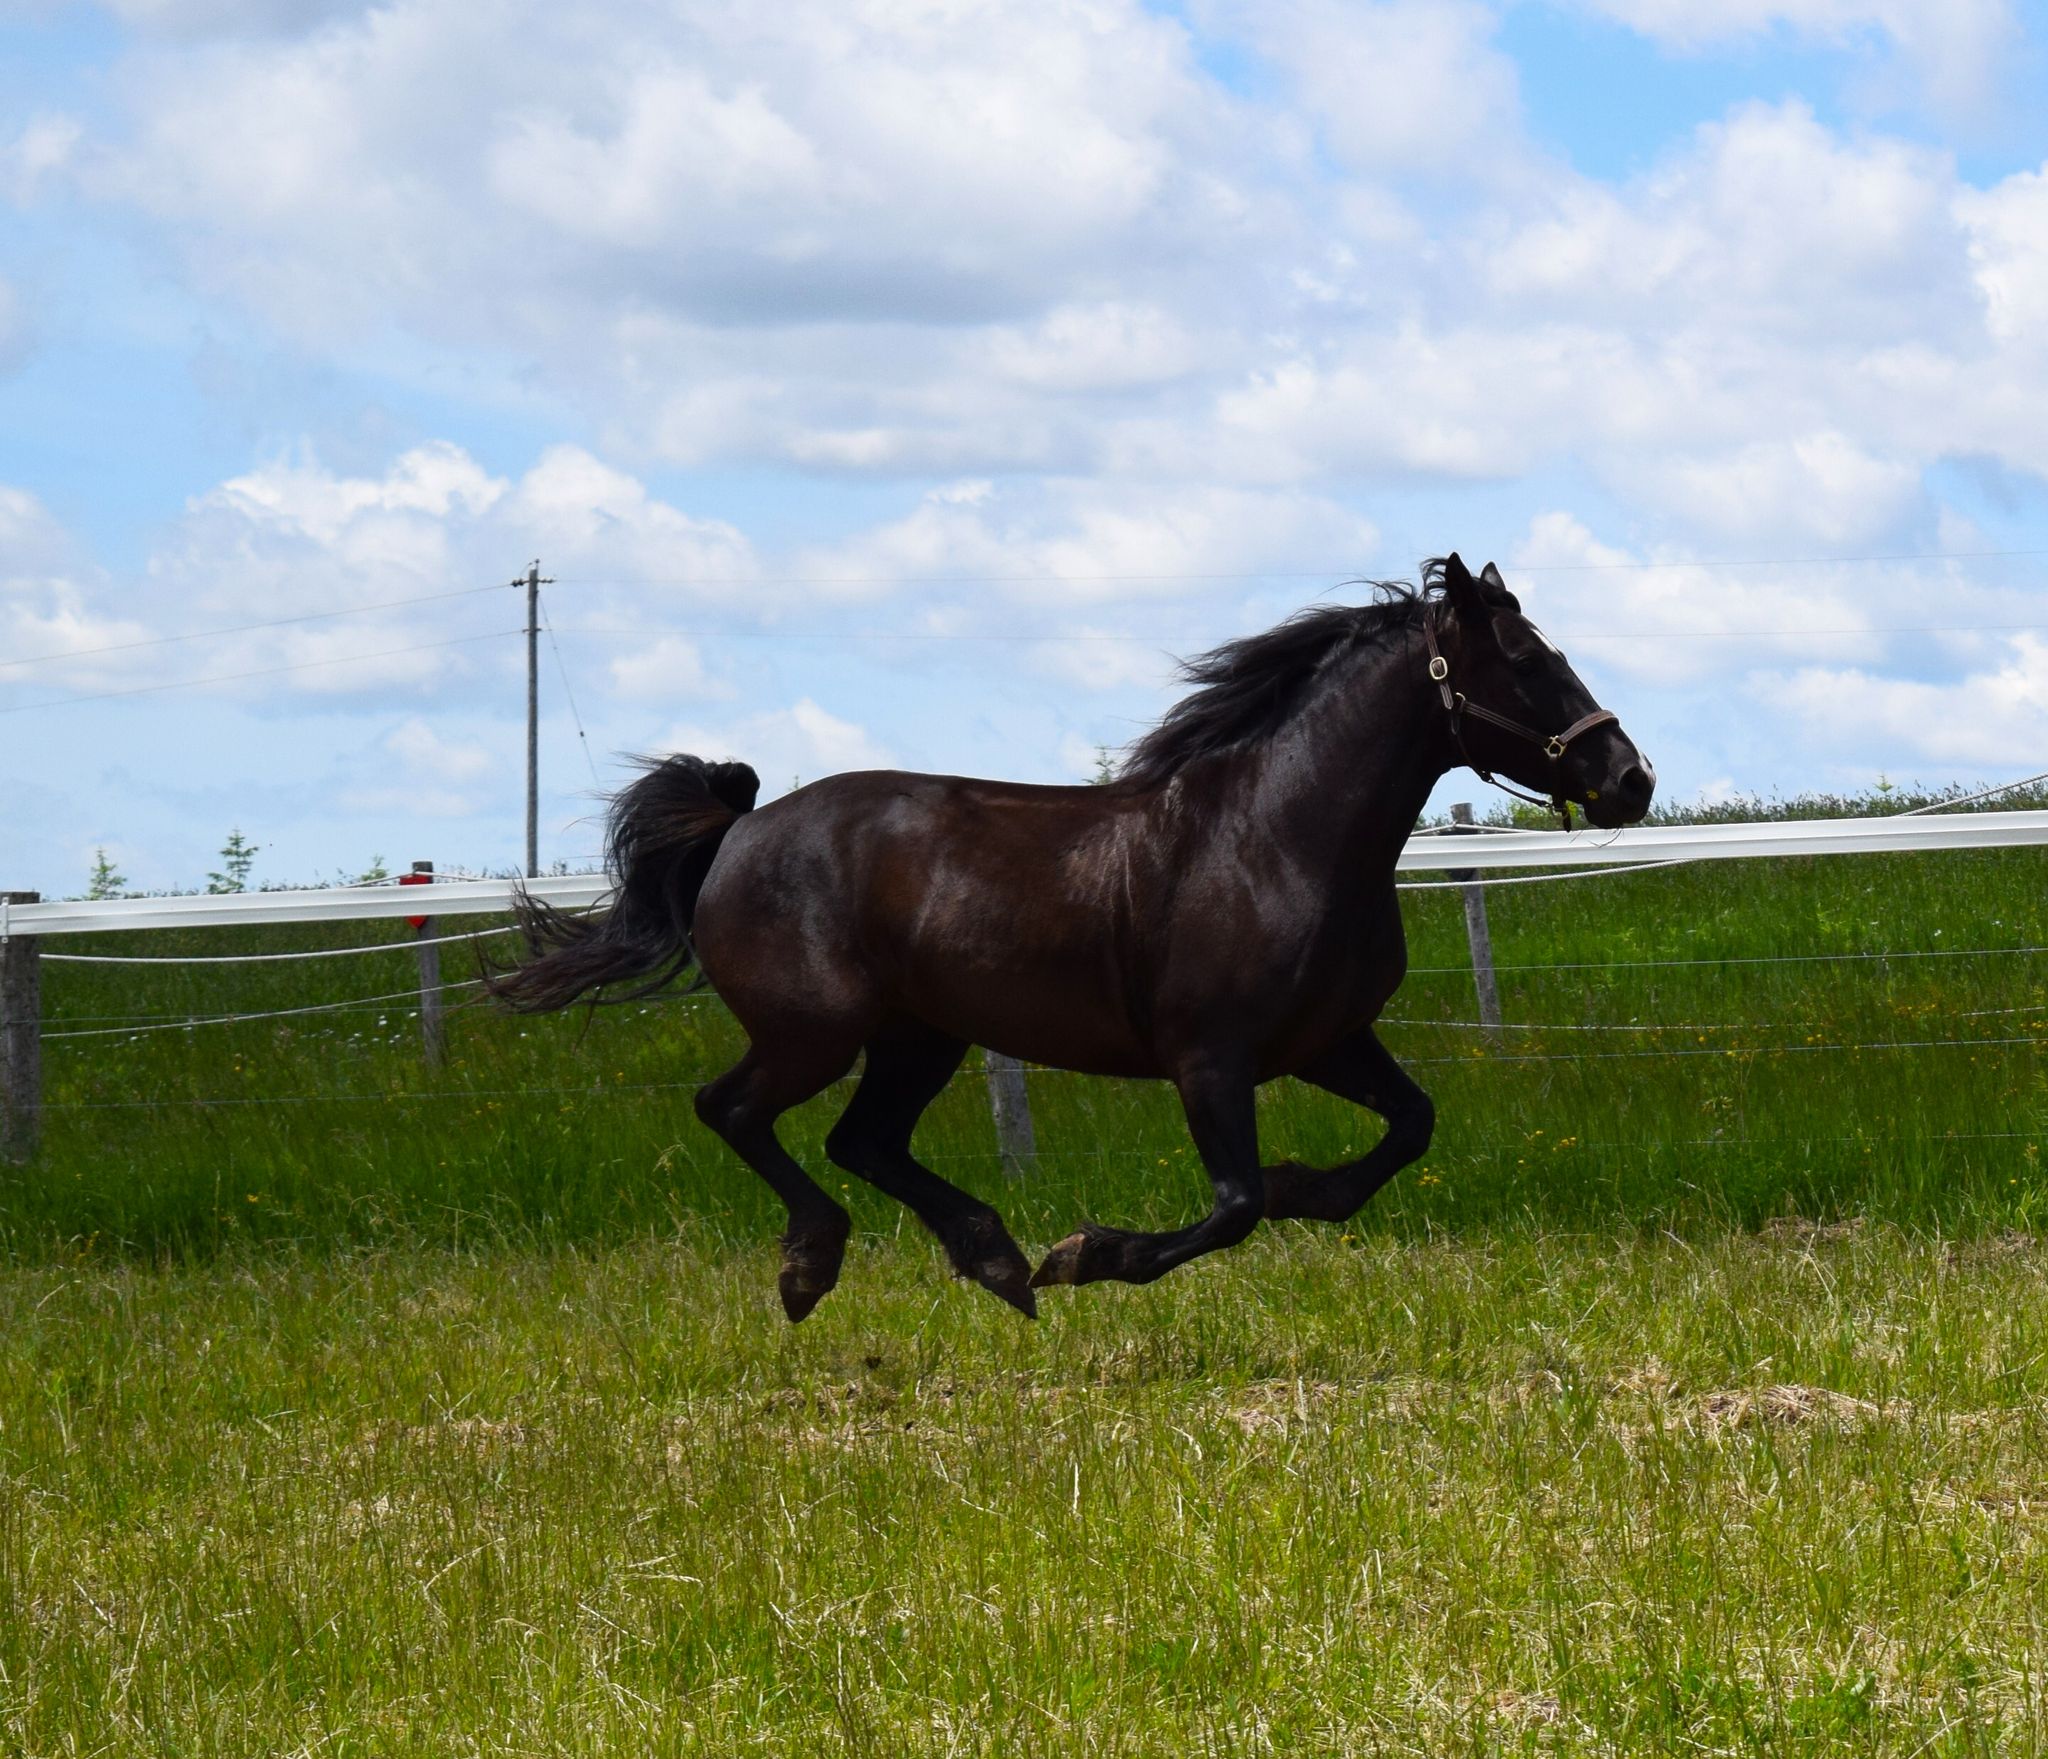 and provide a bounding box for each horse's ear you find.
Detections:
[1443,552,1487,620]
[1479,560,1521,612]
